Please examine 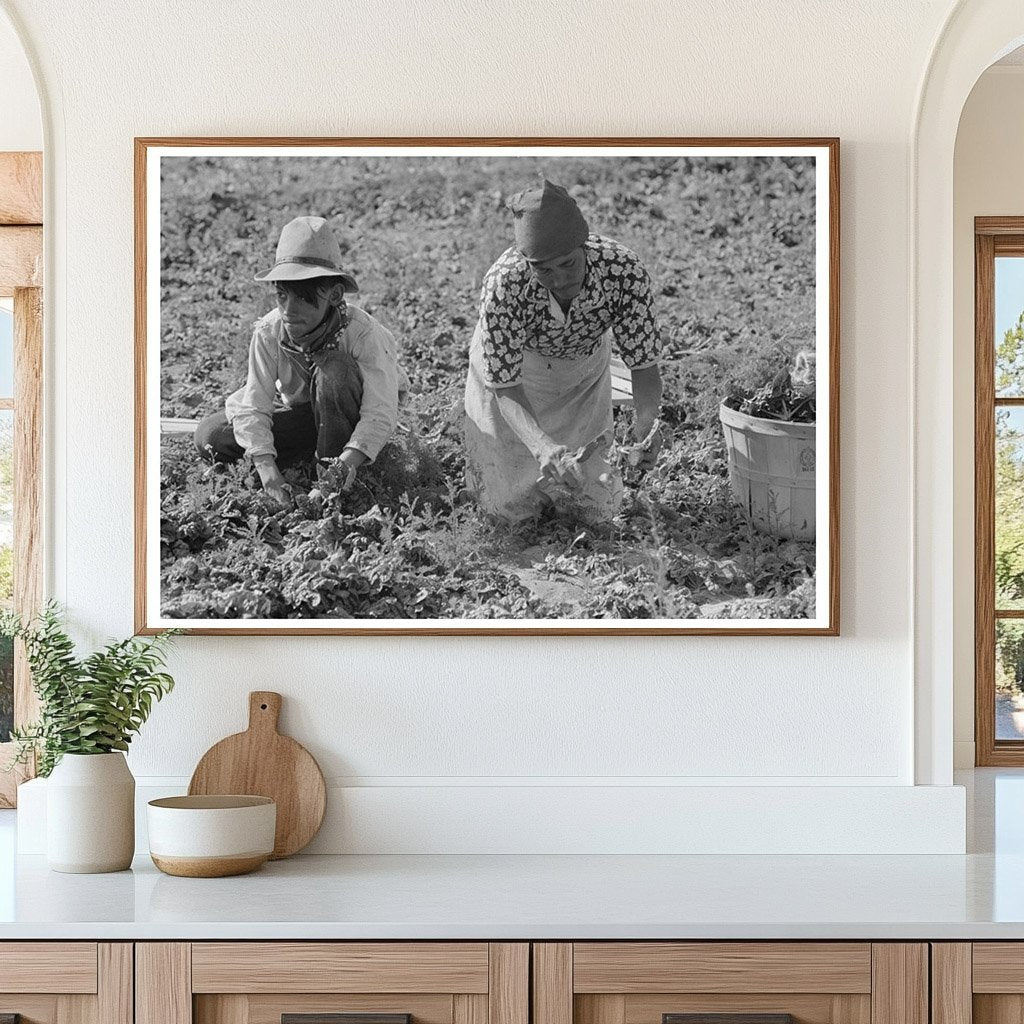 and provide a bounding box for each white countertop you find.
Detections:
[0,768,1021,941]
[0,848,1021,940]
